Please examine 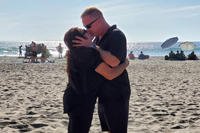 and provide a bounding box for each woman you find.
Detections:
[63,27,128,133]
